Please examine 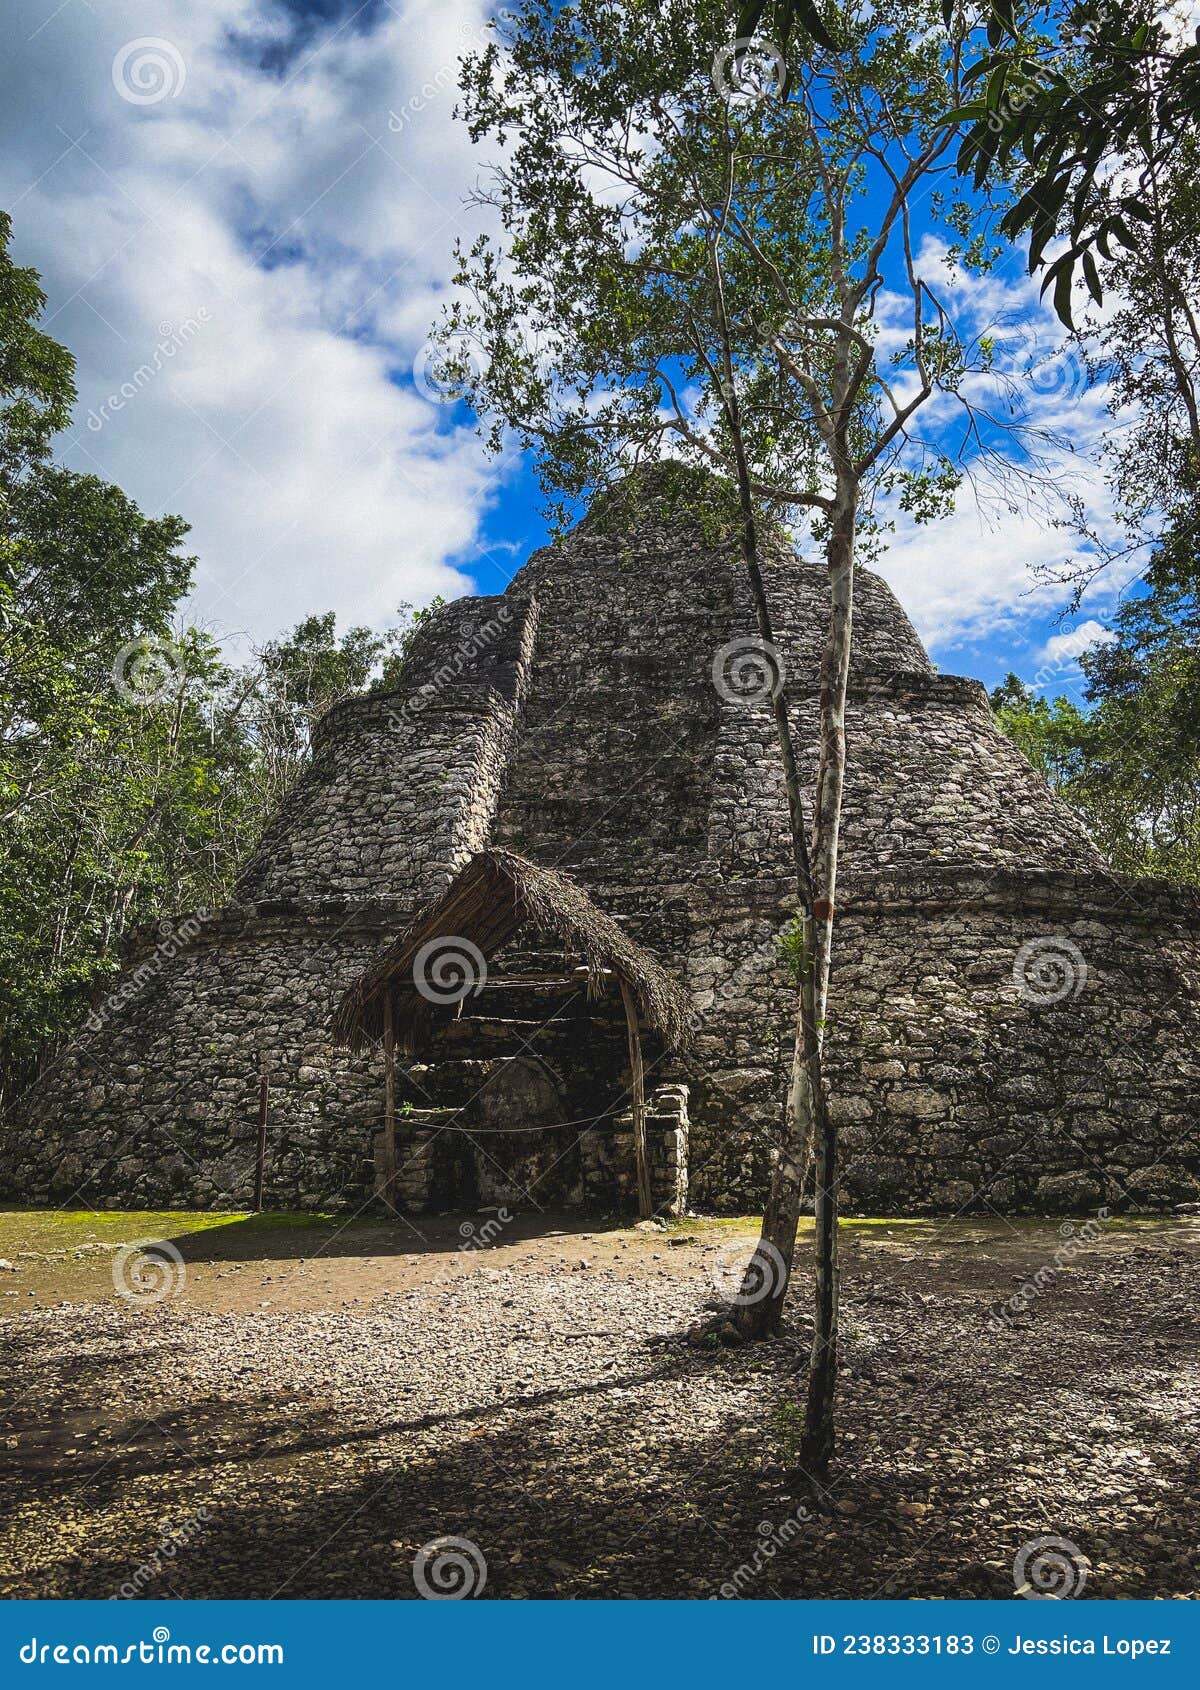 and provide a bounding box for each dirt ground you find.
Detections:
[1,1205,1197,1600]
